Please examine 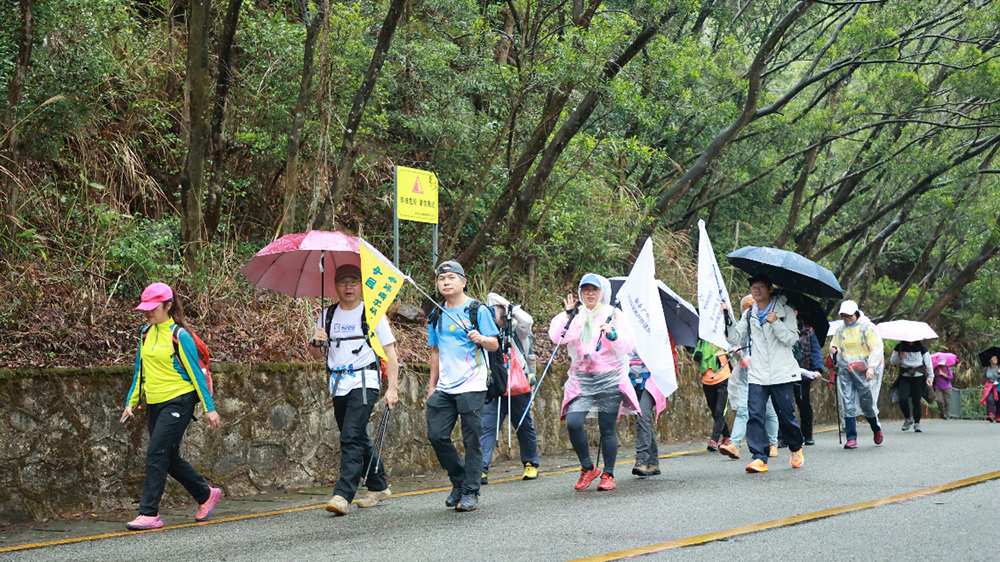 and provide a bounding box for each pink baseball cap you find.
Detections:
[135,282,173,310]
